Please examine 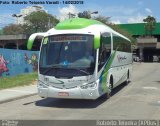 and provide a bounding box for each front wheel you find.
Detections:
[104,76,113,99]
[125,71,130,85]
